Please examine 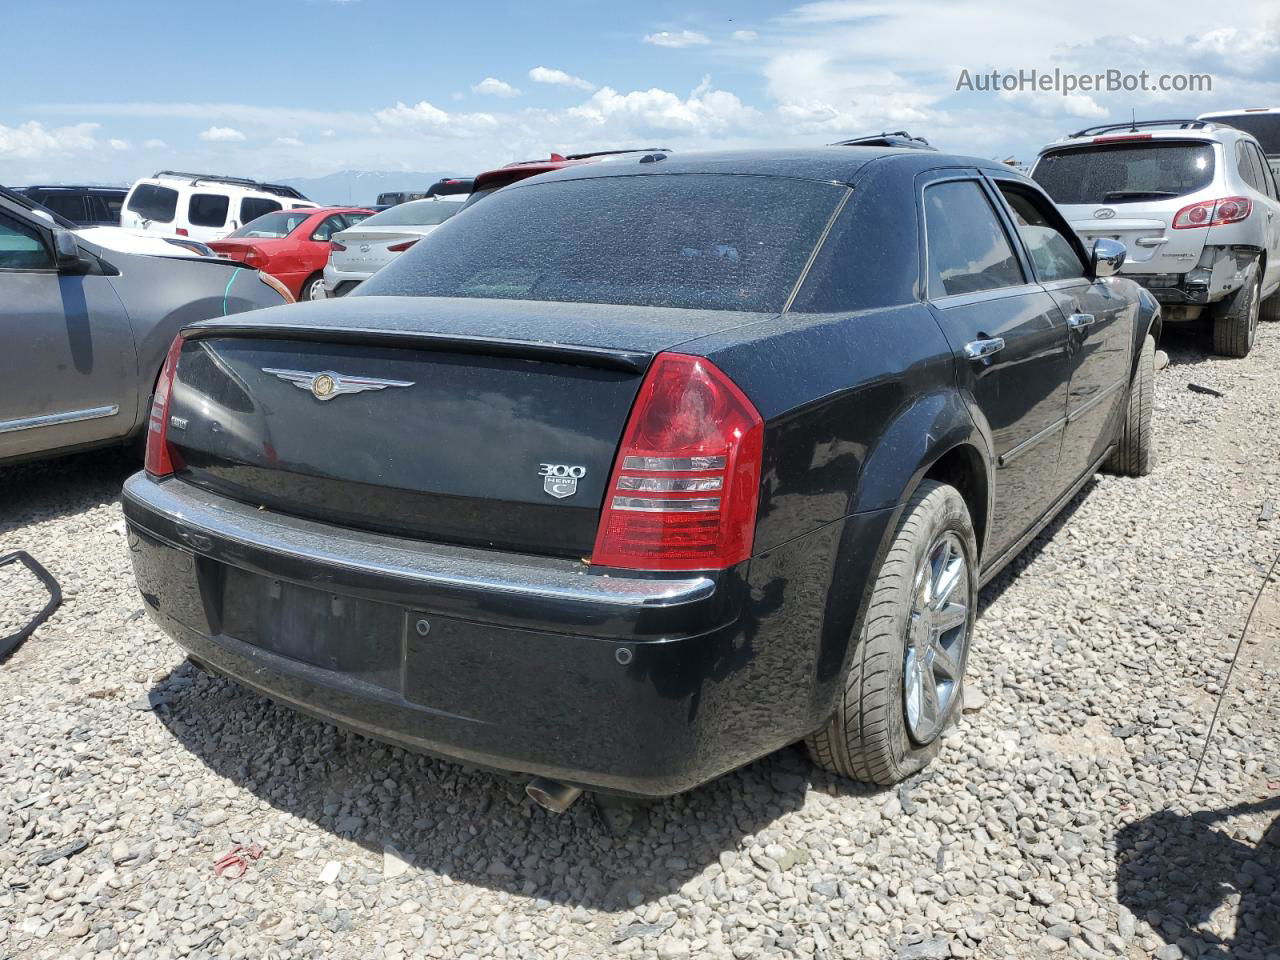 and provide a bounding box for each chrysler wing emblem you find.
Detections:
[263,368,415,401]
